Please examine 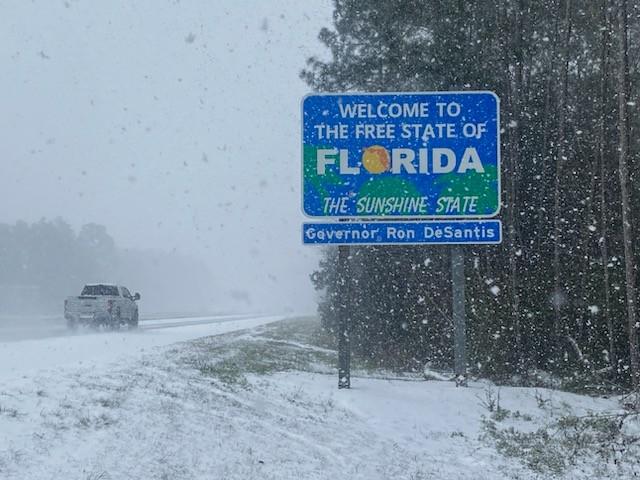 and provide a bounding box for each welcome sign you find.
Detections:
[302,91,500,218]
